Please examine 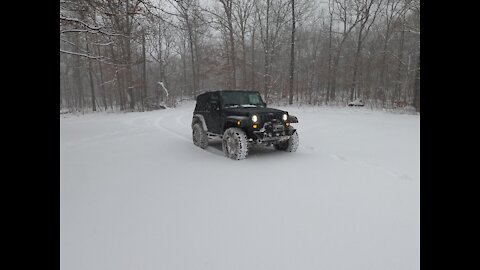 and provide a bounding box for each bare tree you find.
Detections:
[219,0,237,88]
[330,0,364,102]
[169,0,200,98]
[255,0,291,102]
[349,0,383,102]
[232,0,255,89]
